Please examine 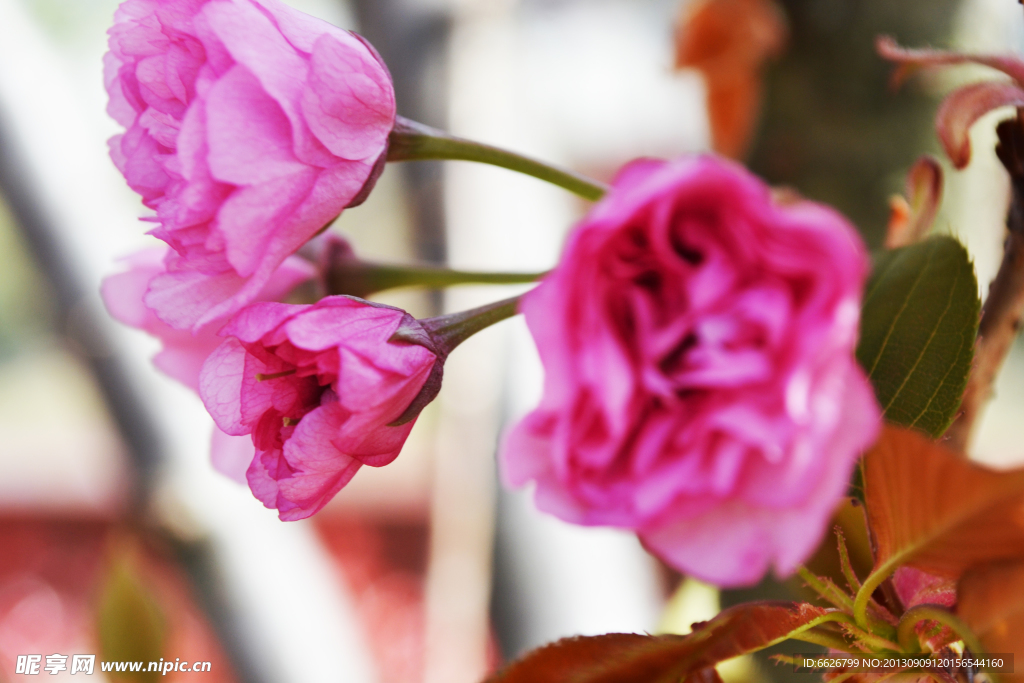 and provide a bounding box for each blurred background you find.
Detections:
[0,0,1021,682]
